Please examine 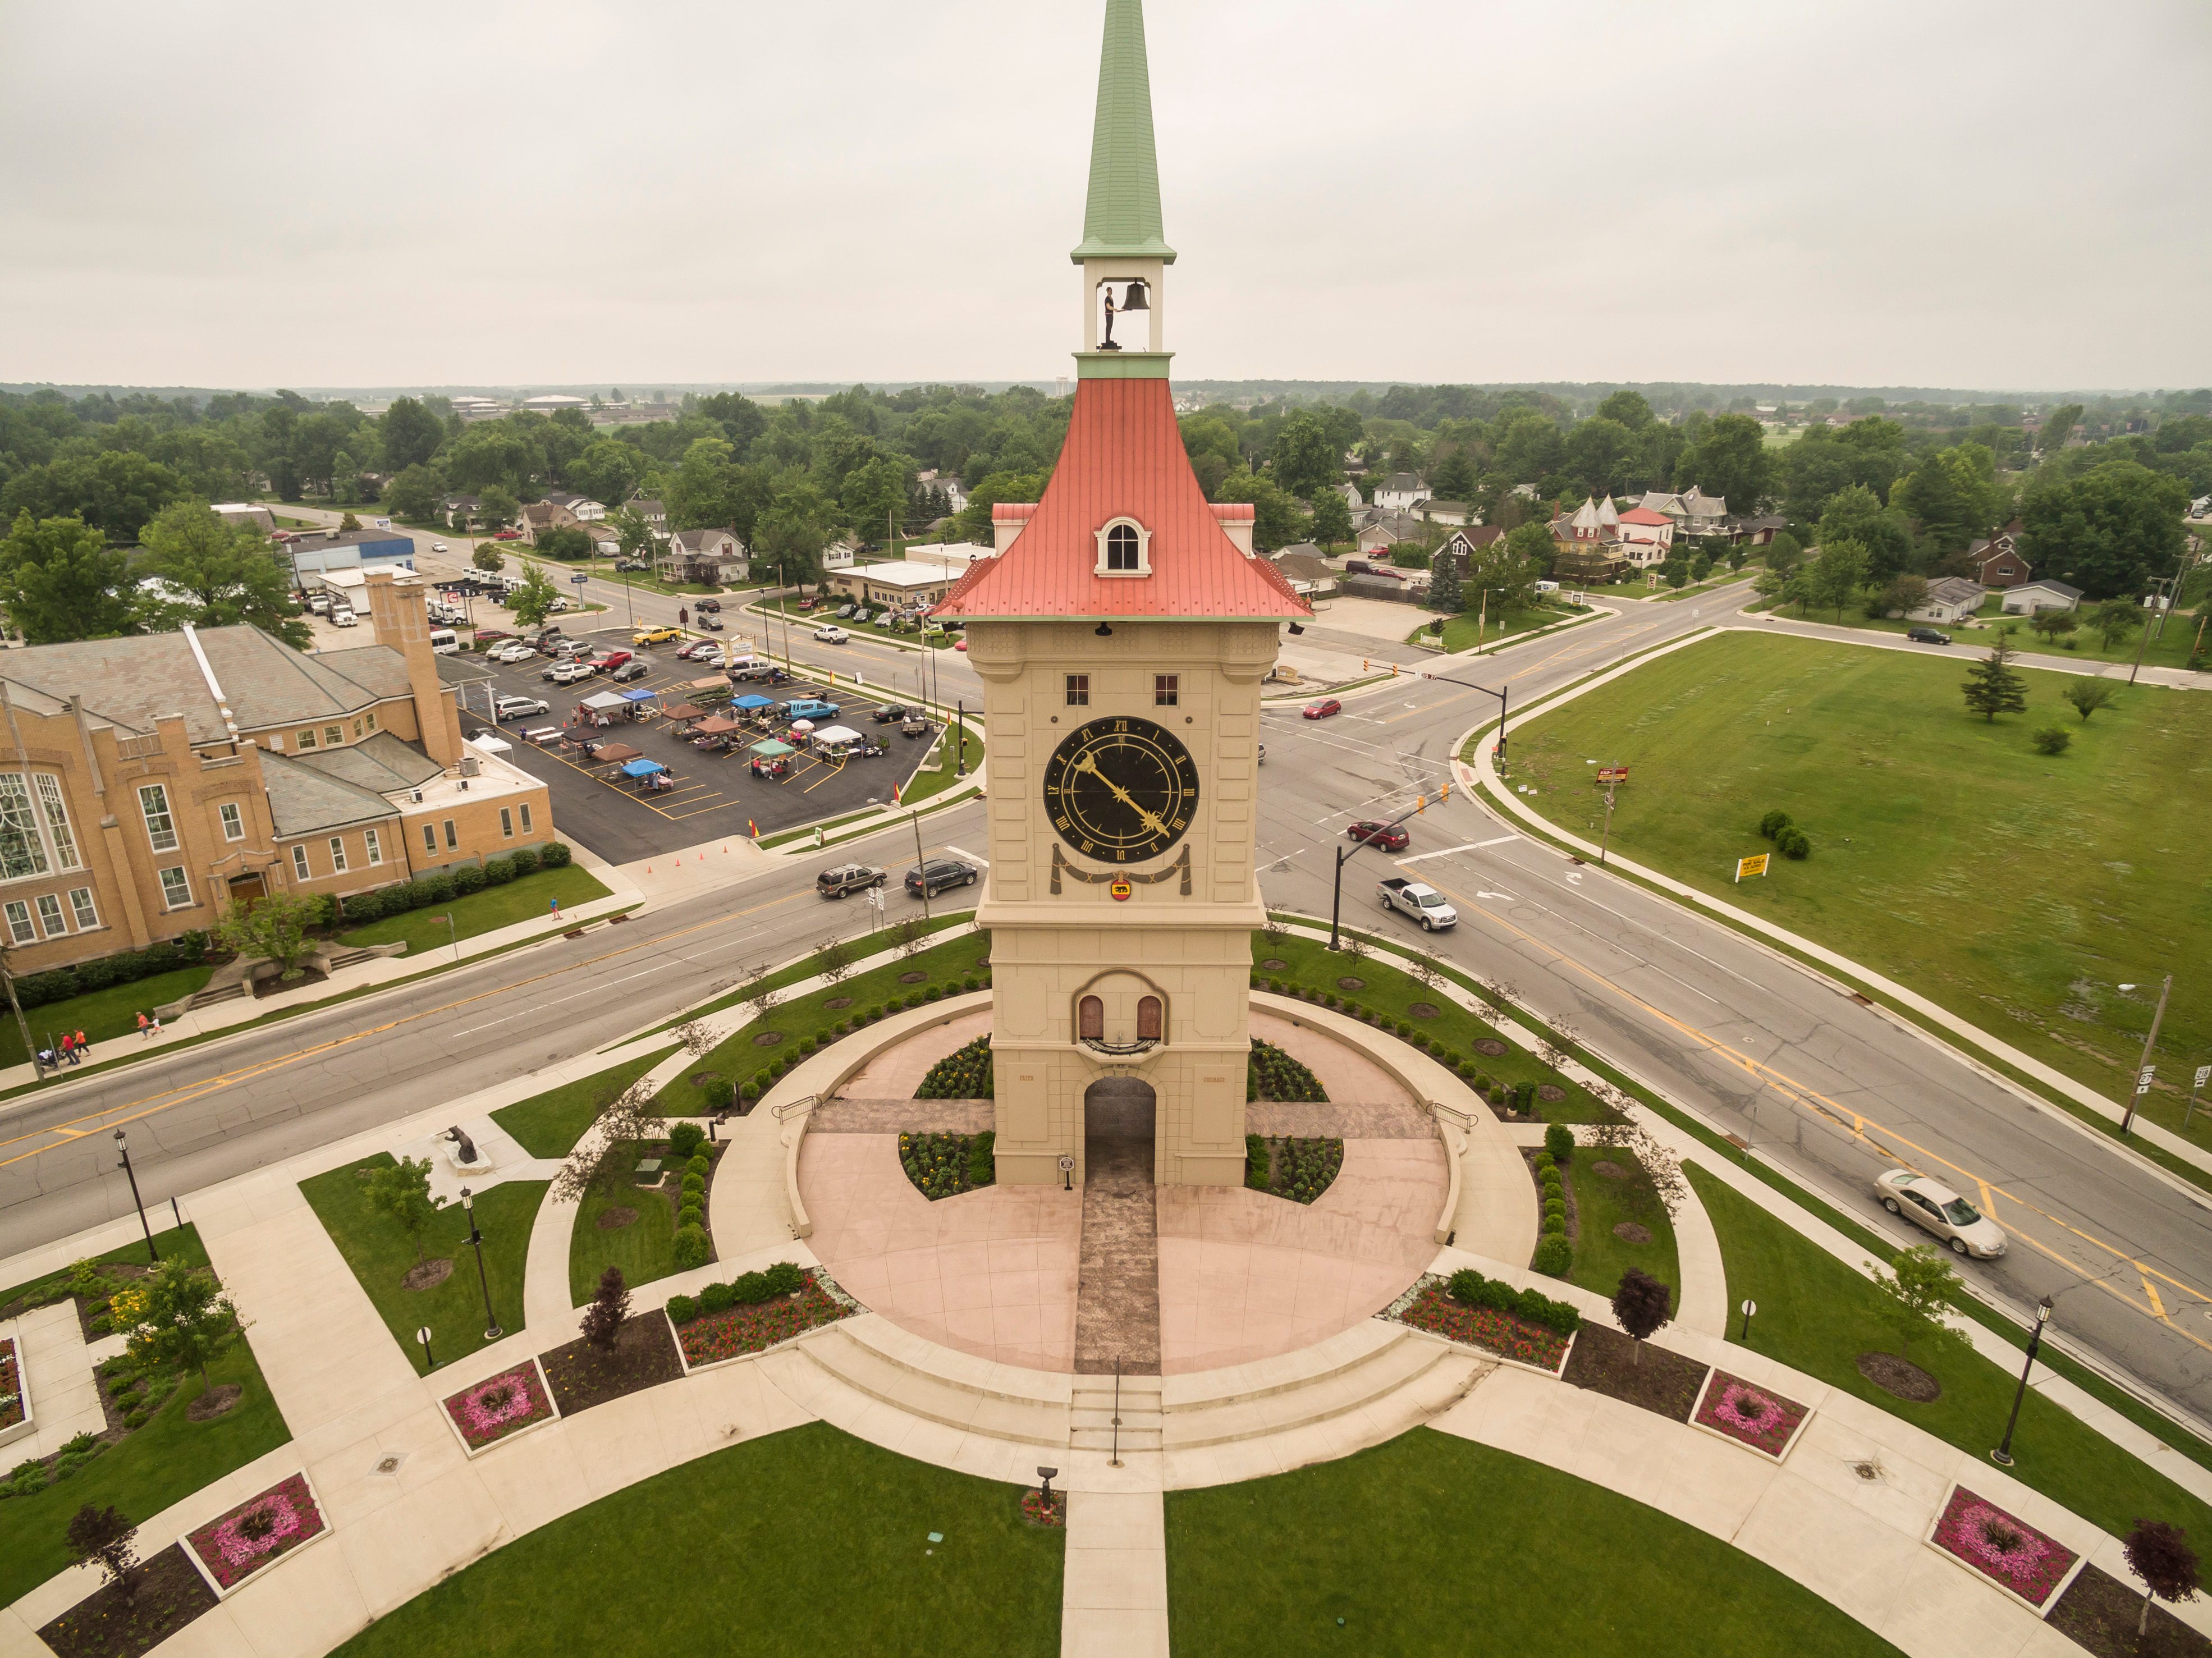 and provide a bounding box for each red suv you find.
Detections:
[1346,821,1409,852]
[1303,698,1343,720]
